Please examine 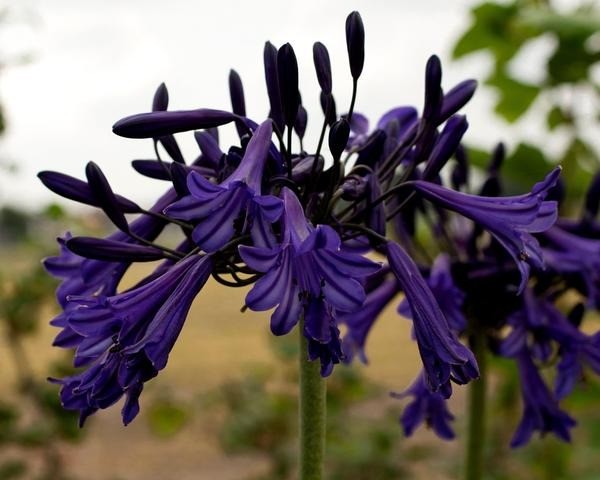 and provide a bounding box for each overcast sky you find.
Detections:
[0,0,576,210]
